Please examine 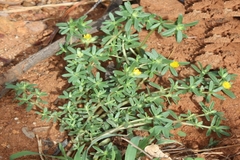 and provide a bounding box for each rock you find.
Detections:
[22,126,35,139]
[144,144,172,159]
